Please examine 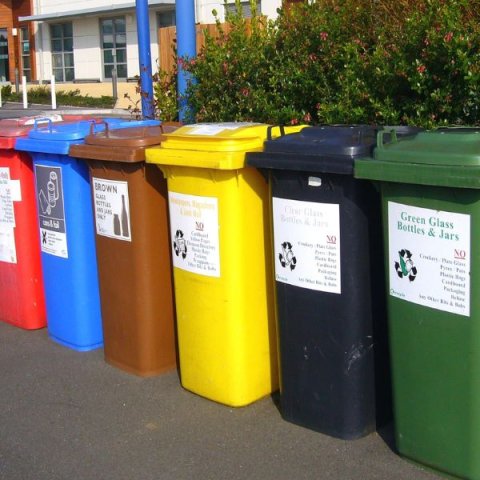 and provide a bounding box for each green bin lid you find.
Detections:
[355,128,480,189]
